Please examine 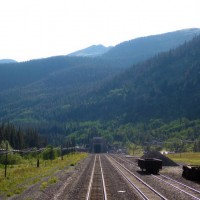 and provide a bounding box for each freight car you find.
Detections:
[138,158,162,174]
[182,165,200,181]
